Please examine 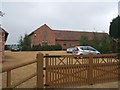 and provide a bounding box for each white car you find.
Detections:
[66,47,74,53]
[72,46,100,55]
[11,44,20,51]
